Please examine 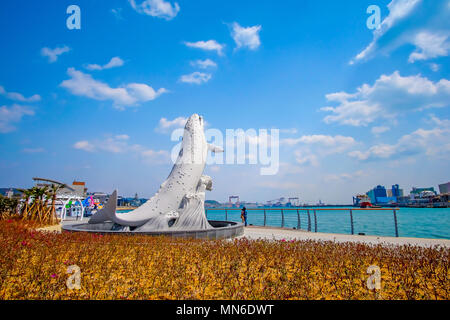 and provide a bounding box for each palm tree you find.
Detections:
[18,188,33,220]
[26,186,47,221]
[36,186,48,222]
[48,184,66,224]
[27,186,40,220]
